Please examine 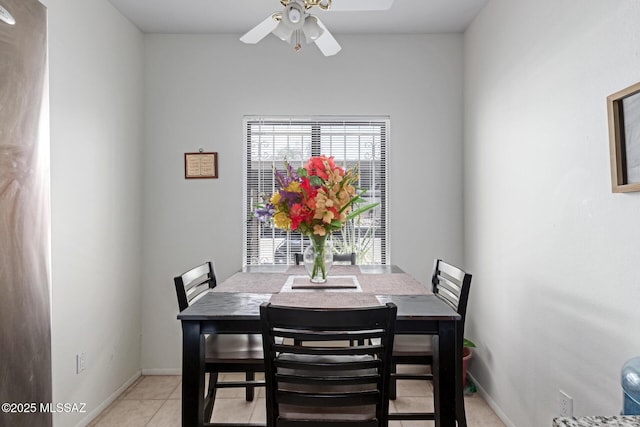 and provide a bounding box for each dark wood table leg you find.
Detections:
[455,322,467,427]
[434,320,457,427]
[182,320,205,427]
